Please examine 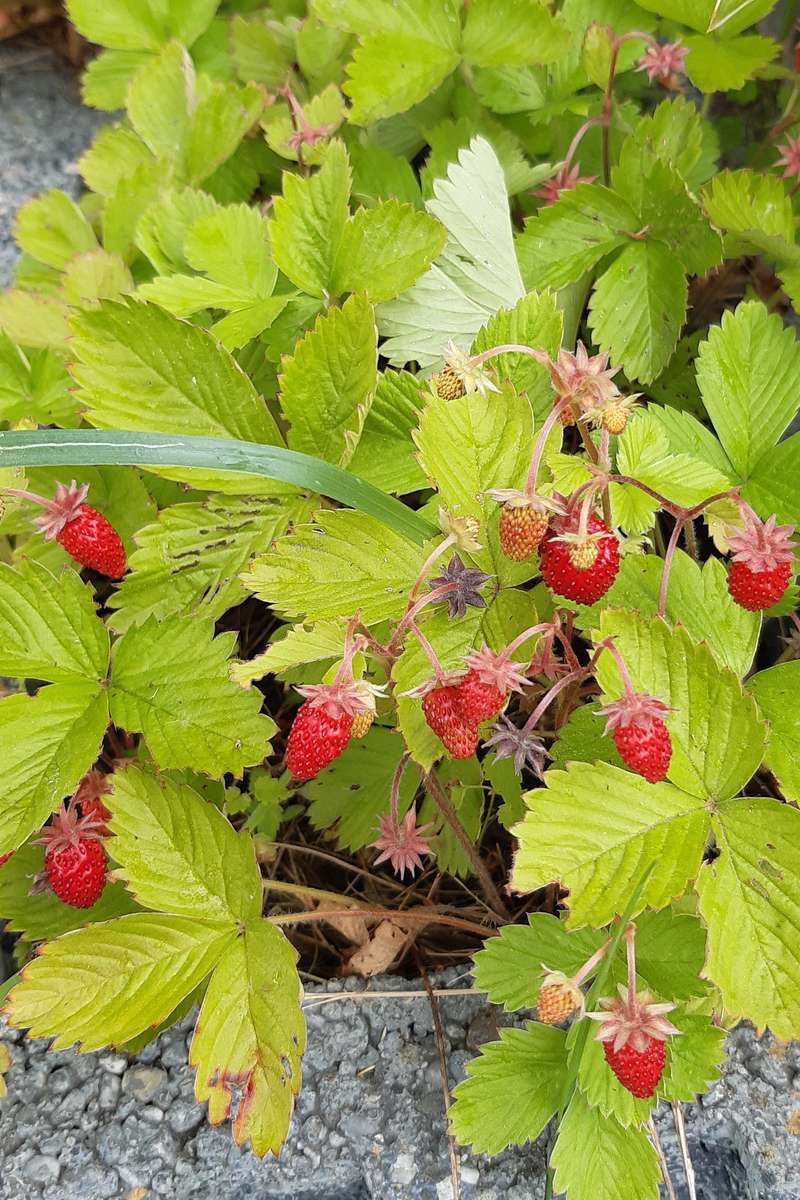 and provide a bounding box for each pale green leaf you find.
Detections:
[5,914,234,1051]
[471,289,563,422]
[109,616,274,776]
[462,0,569,68]
[262,85,345,165]
[242,509,424,624]
[516,184,638,290]
[0,684,109,855]
[80,48,152,110]
[472,914,604,1012]
[344,30,459,125]
[348,369,428,494]
[696,300,800,479]
[67,0,220,50]
[136,186,220,275]
[588,240,687,384]
[212,298,290,351]
[616,409,734,510]
[190,921,304,1157]
[107,494,293,633]
[186,81,263,185]
[702,170,796,258]
[0,561,108,683]
[71,299,283,443]
[231,13,293,88]
[330,201,446,301]
[697,797,800,1040]
[135,273,246,316]
[512,761,708,927]
[271,140,351,297]
[572,1022,653,1127]
[127,42,194,164]
[748,662,800,803]
[232,620,346,686]
[0,291,69,350]
[685,33,777,93]
[595,611,766,802]
[657,1012,725,1102]
[449,1024,567,1155]
[185,203,276,294]
[62,251,135,307]
[631,0,775,36]
[551,1091,660,1200]
[634,908,708,1001]
[280,293,377,467]
[108,766,261,923]
[14,190,98,270]
[550,703,625,771]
